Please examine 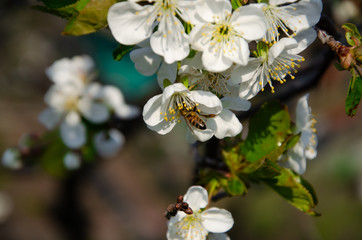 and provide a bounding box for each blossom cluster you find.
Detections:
[38,55,139,169]
[107,0,321,143]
